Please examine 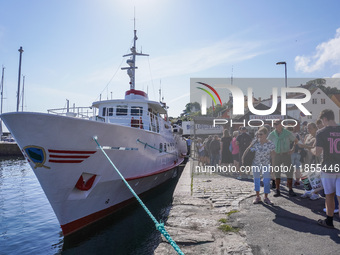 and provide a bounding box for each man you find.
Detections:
[316,119,324,130]
[237,127,252,178]
[268,120,298,197]
[209,135,221,167]
[186,136,192,156]
[312,109,340,229]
